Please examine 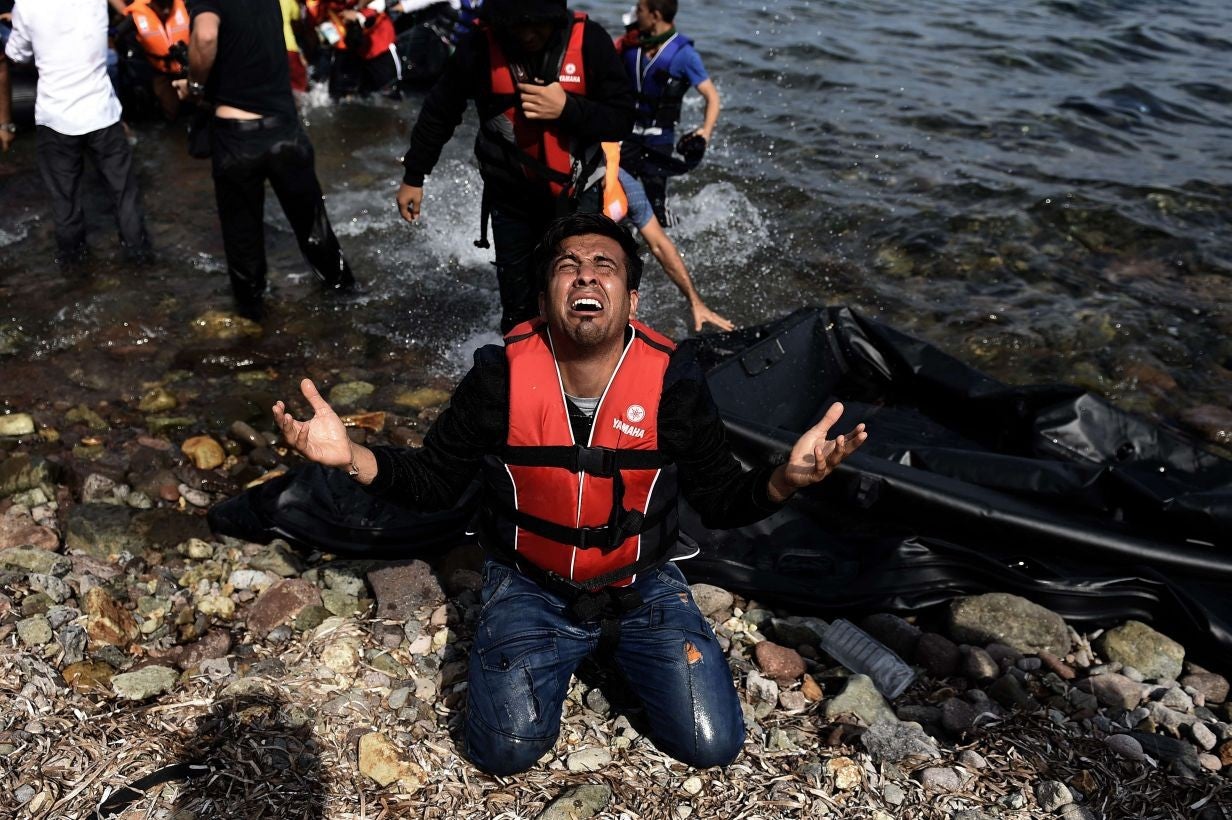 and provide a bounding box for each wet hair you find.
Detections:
[646,0,678,24]
[534,213,644,292]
